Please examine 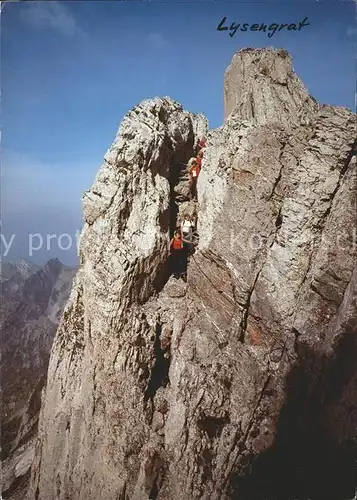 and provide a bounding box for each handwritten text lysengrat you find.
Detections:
[217,17,310,38]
